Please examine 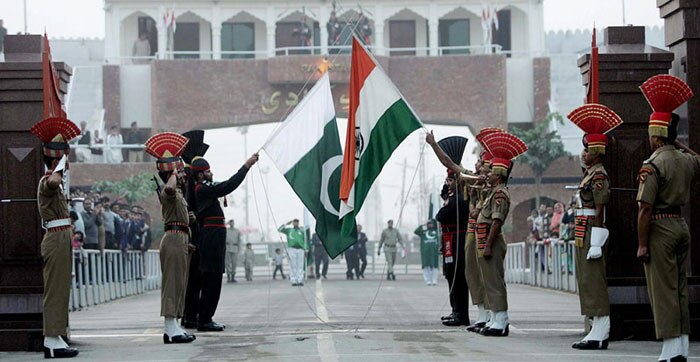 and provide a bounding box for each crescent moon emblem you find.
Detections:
[320,155,344,216]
